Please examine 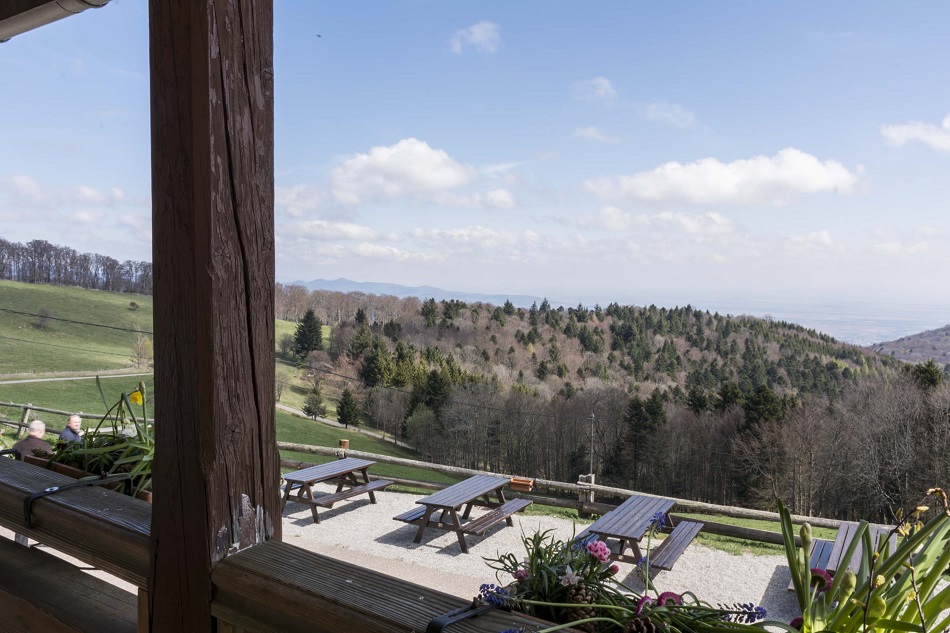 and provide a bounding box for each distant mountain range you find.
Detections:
[289,278,553,308]
[868,324,950,366]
